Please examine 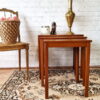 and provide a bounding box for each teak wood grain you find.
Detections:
[43,39,92,99]
[38,34,92,99]
[38,35,87,85]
